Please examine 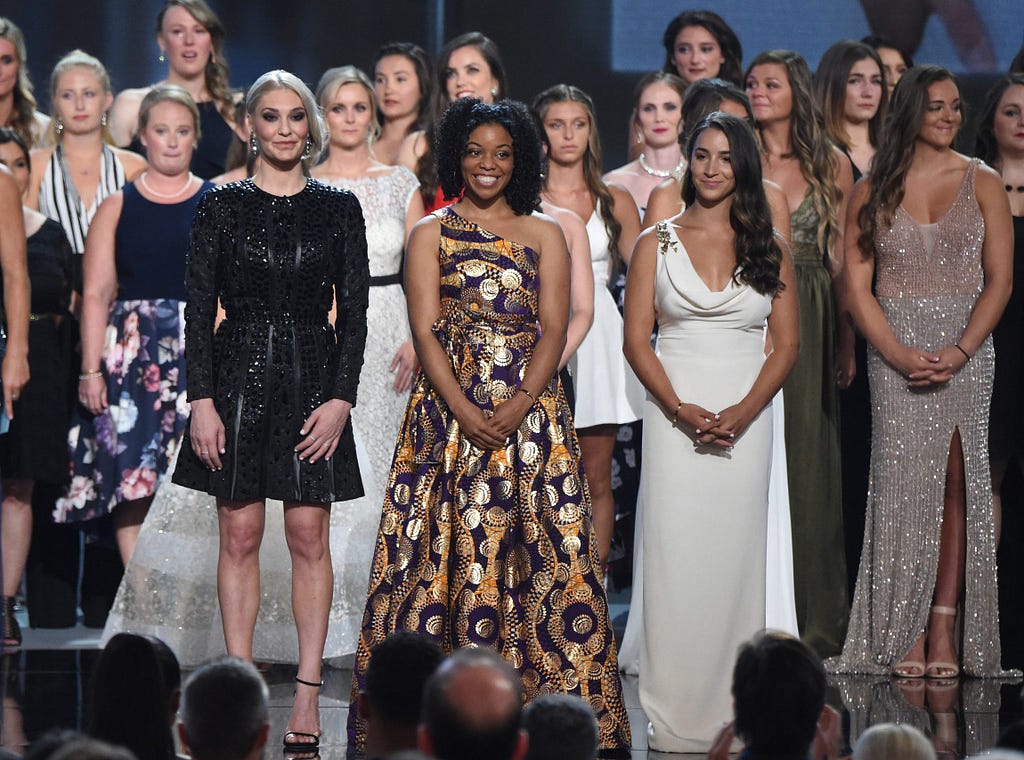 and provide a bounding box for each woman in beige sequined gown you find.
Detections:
[828,66,1015,678]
